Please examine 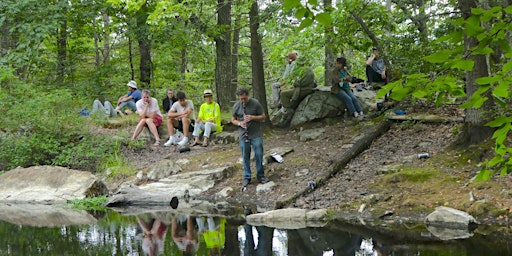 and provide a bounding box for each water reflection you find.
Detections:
[0,208,511,255]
